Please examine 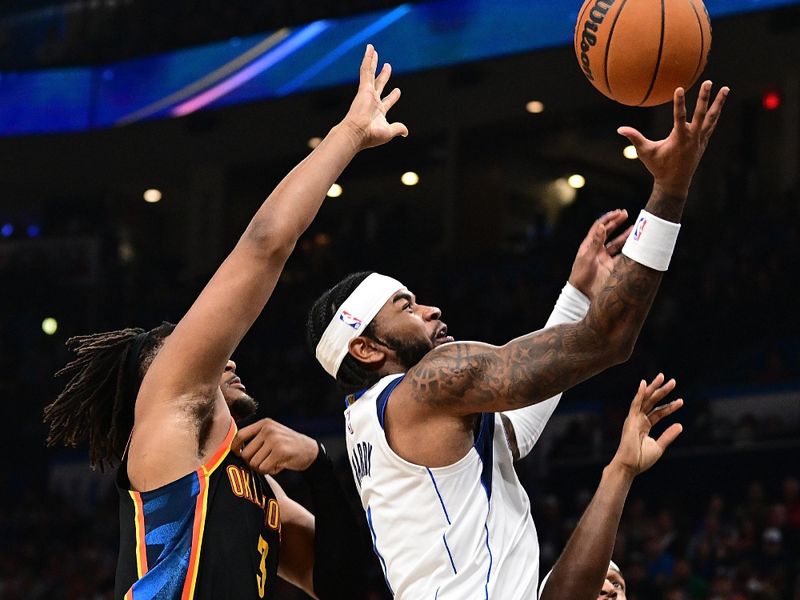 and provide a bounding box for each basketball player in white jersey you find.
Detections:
[306,82,728,598]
